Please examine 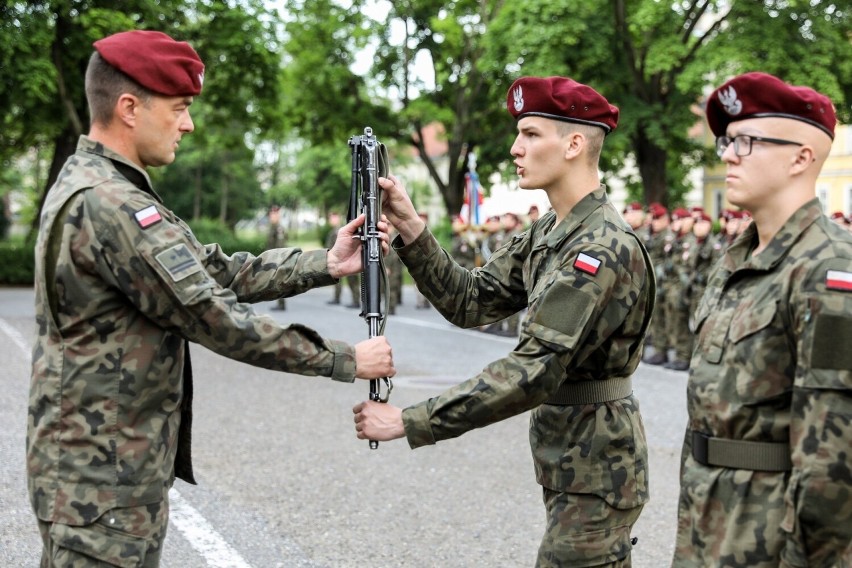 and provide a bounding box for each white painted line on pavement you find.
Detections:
[169,489,254,568]
[388,315,516,341]
[0,317,31,357]
[0,317,254,568]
